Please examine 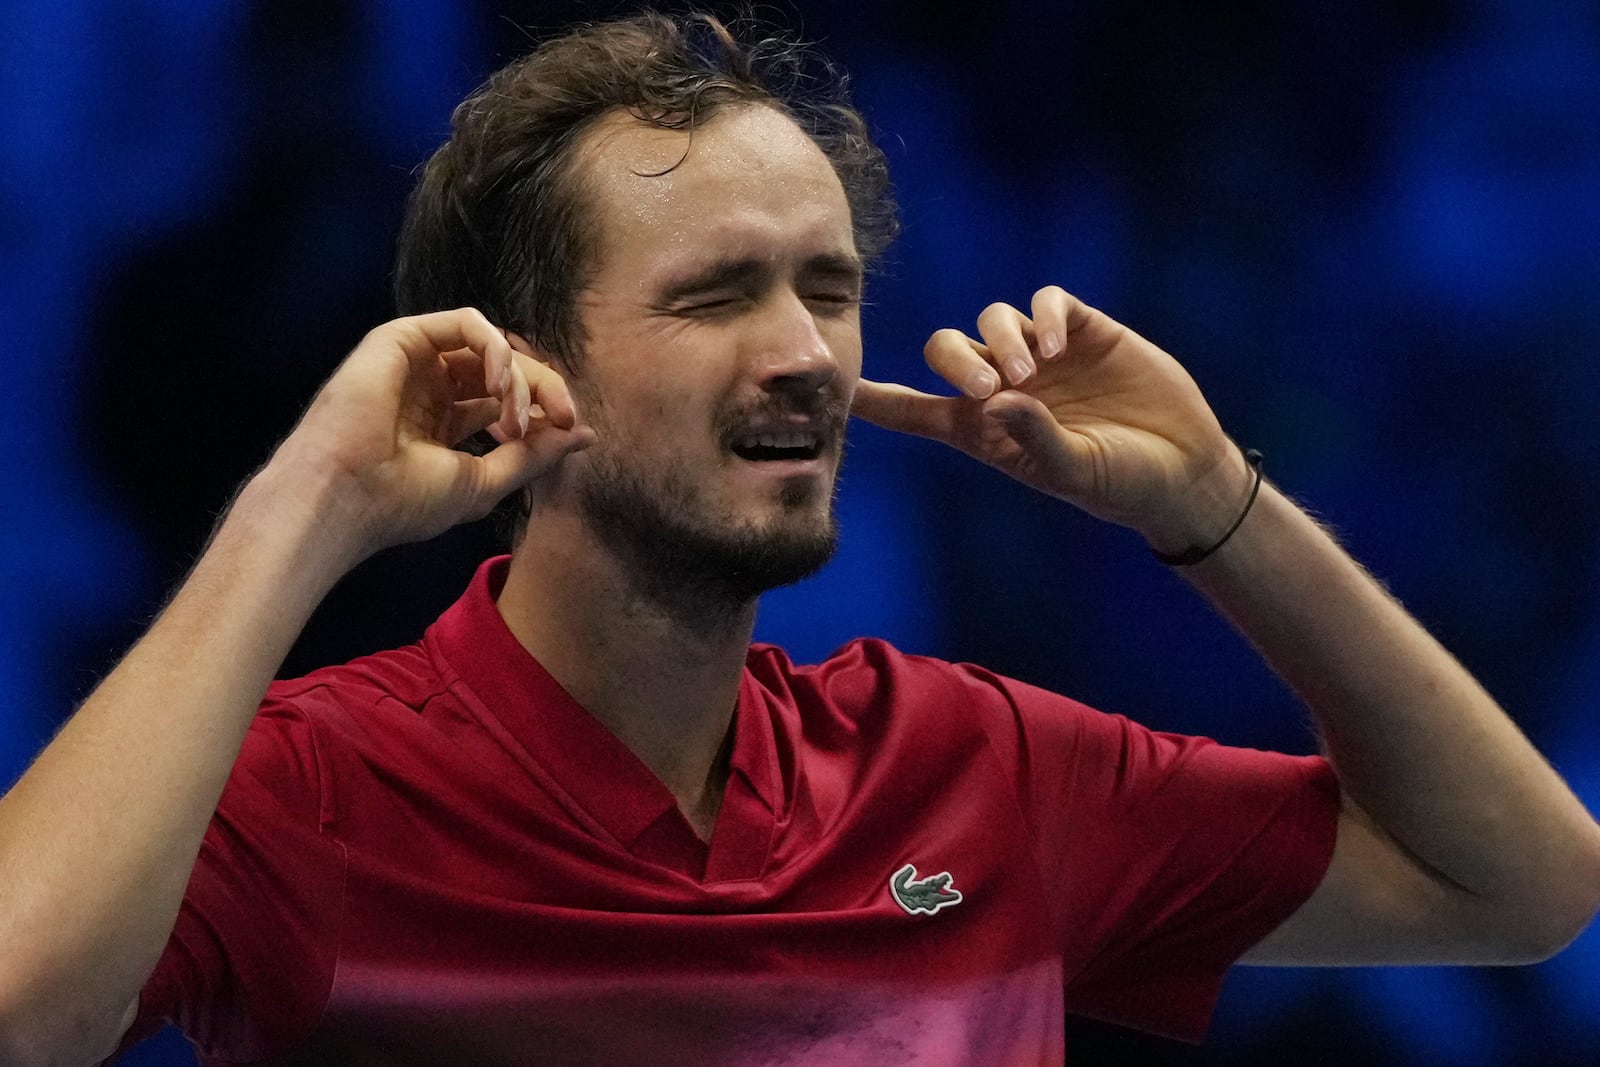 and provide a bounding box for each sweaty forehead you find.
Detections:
[573,104,854,270]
